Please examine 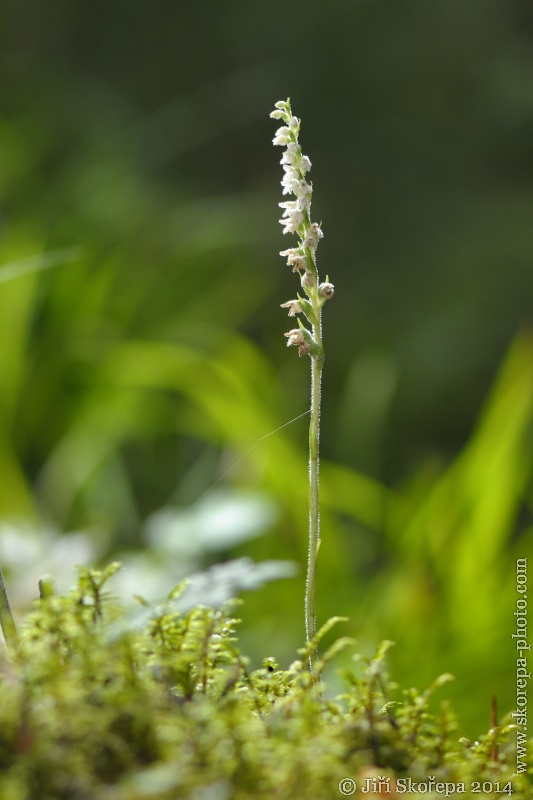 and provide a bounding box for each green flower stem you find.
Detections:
[306,281,324,667]
[0,564,17,653]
